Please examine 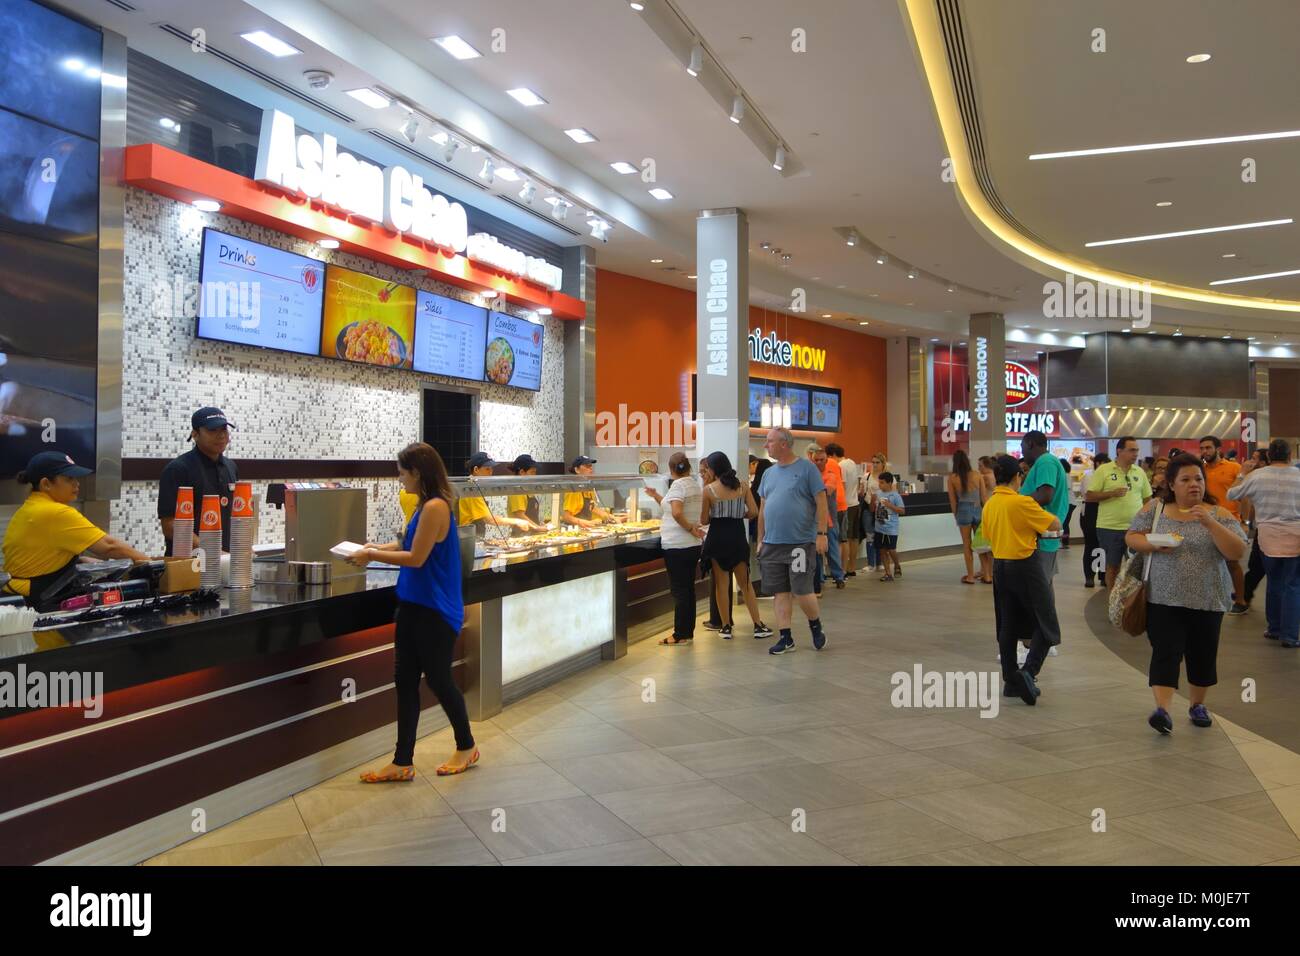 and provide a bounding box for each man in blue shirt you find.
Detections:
[757,427,830,654]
